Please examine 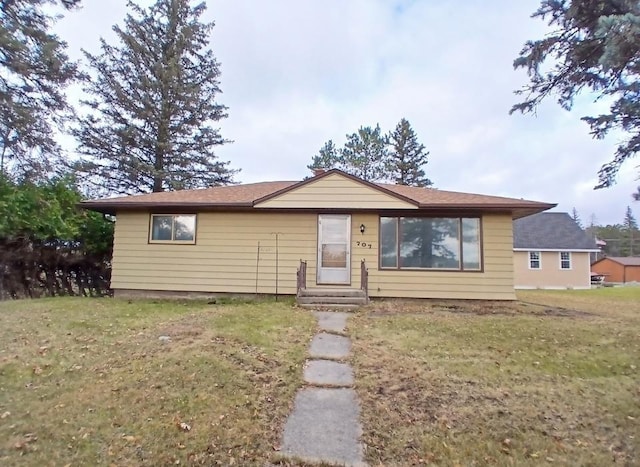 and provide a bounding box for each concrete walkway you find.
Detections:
[281,311,366,466]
